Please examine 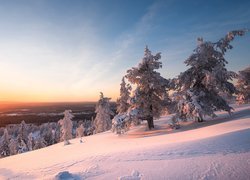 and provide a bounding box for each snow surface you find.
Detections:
[0,105,250,180]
